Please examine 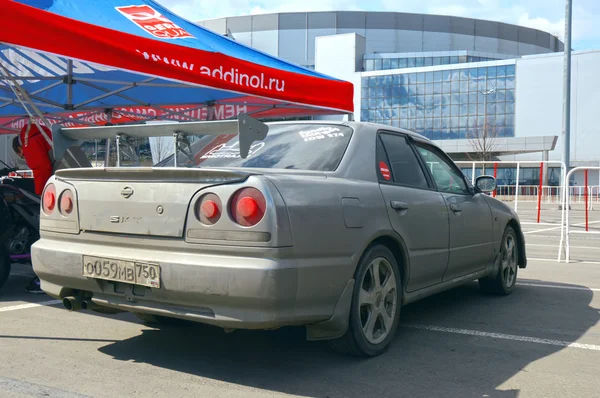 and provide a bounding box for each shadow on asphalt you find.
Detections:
[0,269,44,304]
[89,280,598,398]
